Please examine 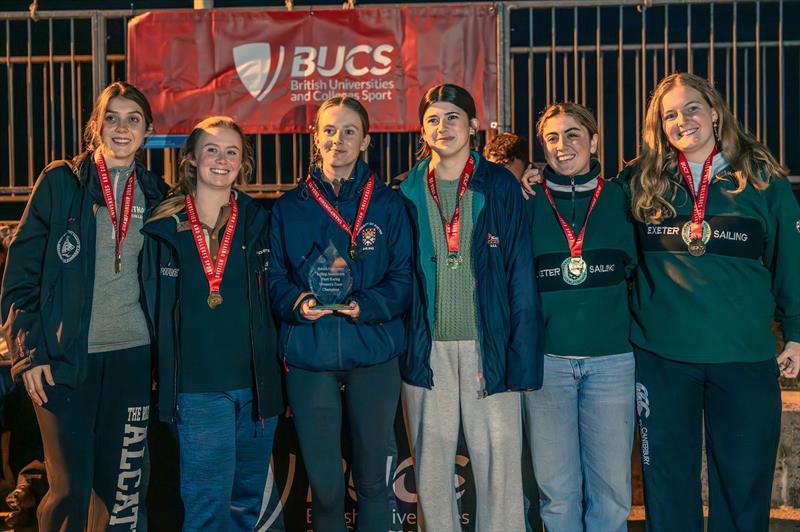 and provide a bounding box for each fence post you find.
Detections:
[91,11,107,101]
[496,2,511,131]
